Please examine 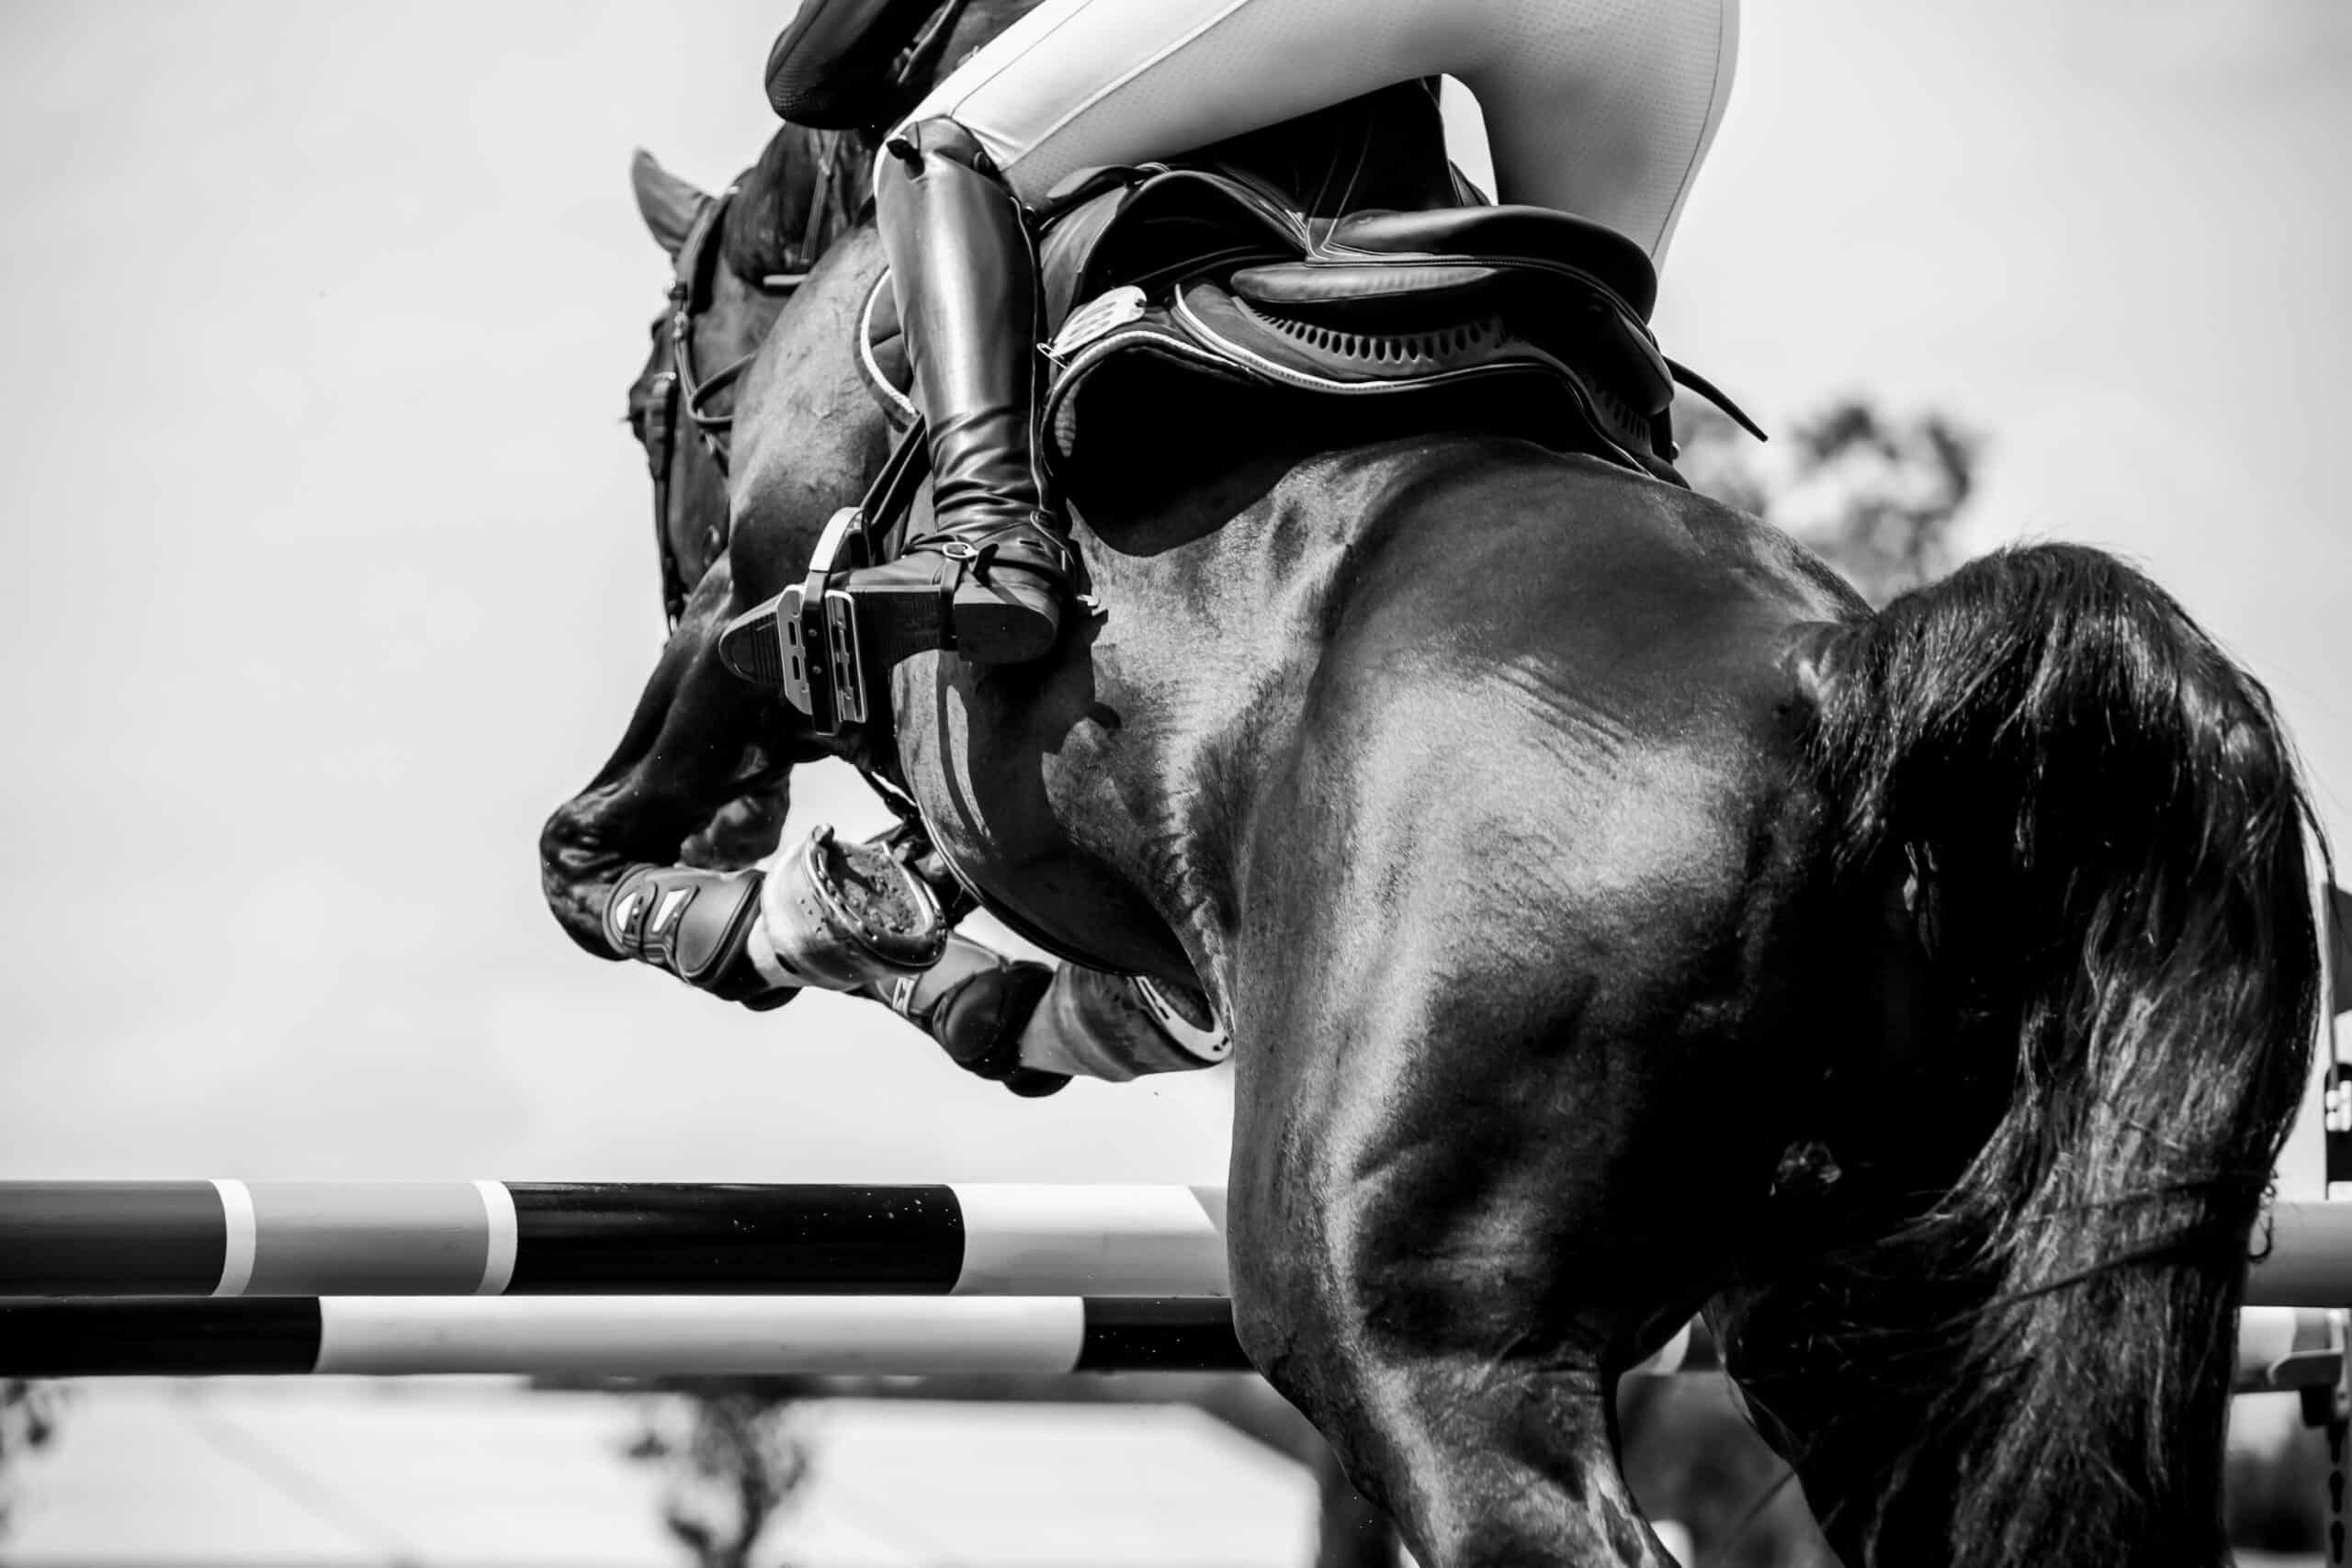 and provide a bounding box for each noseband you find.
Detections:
[645,132,866,626]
